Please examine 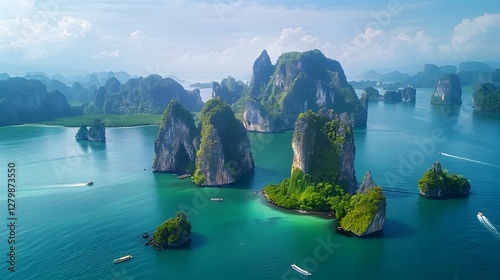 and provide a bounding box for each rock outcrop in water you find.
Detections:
[154,99,254,186]
[193,98,254,186]
[263,108,358,212]
[357,171,386,236]
[340,170,386,237]
[88,119,106,142]
[238,49,367,131]
[150,211,191,250]
[418,161,471,198]
[399,87,416,102]
[472,83,500,112]
[75,119,106,142]
[362,87,380,101]
[153,101,198,173]
[384,90,402,102]
[75,125,89,140]
[431,74,462,105]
